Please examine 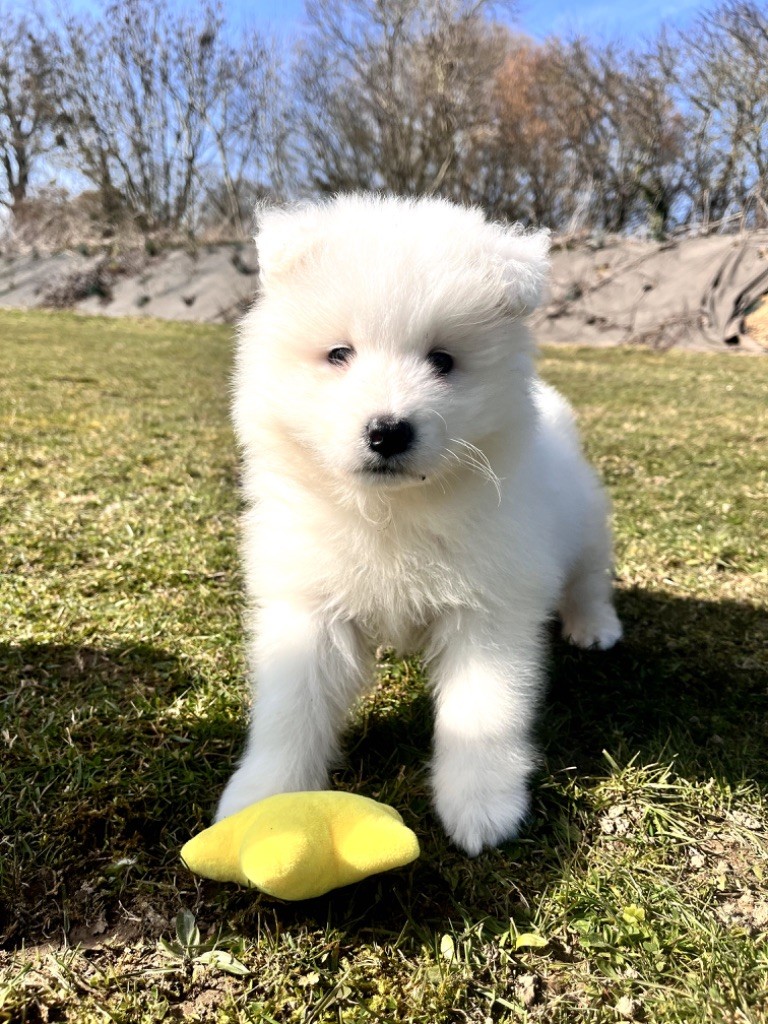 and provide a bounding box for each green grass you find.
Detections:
[1,307,767,1023]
